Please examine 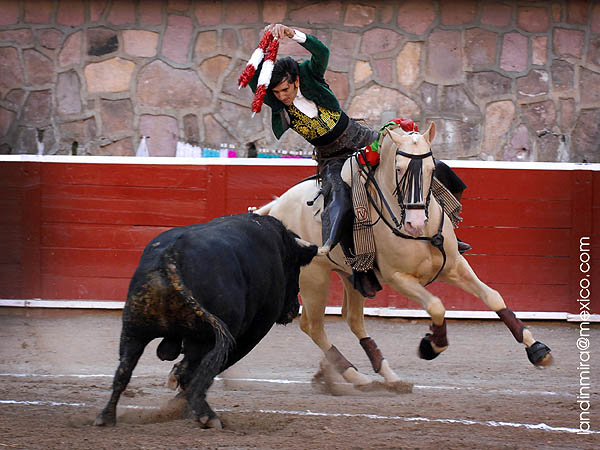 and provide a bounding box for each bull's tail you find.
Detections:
[252,197,278,216]
[162,249,235,373]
